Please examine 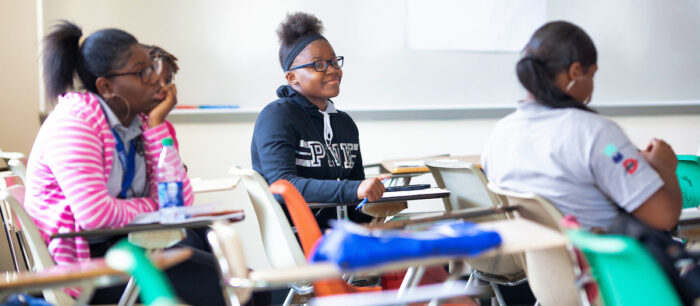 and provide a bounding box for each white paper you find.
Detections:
[381,188,450,200]
[129,202,243,225]
[406,0,546,52]
[393,160,426,168]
